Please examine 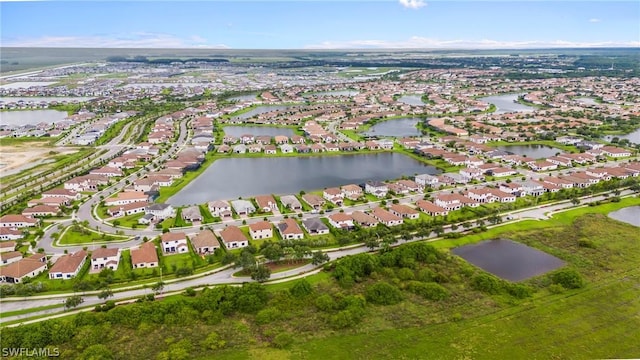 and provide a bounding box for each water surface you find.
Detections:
[479,94,535,114]
[608,206,640,227]
[168,152,439,205]
[363,118,421,137]
[0,110,69,126]
[495,144,561,159]
[452,239,565,282]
